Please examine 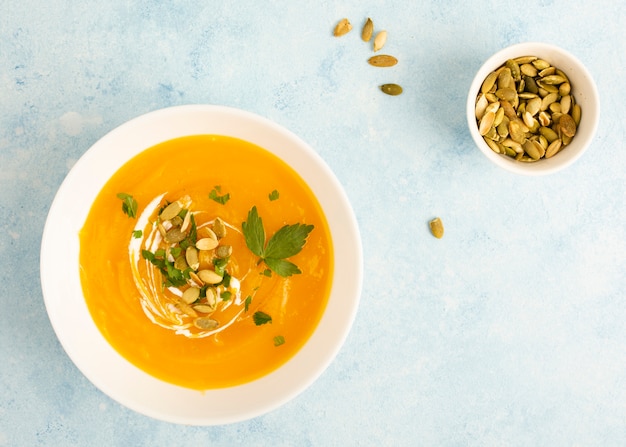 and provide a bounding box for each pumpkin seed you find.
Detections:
[479,111,496,136]
[189,271,203,286]
[429,217,444,239]
[523,140,541,160]
[205,287,217,307]
[178,301,198,317]
[513,56,537,65]
[484,137,502,154]
[193,304,214,314]
[165,227,186,243]
[532,59,551,70]
[520,63,538,77]
[196,237,219,251]
[185,246,200,270]
[182,286,200,304]
[475,94,489,119]
[559,82,571,96]
[197,269,223,285]
[571,104,582,126]
[160,201,182,221]
[558,114,577,137]
[380,83,403,95]
[215,245,233,259]
[560,95,571,115]
[174,256,189,271]
[538,111,551,127]
[333,18,352,37]
[505,59,521,81]
[373,30,387,51]
[541,74,567,85]
[545,139,563,158]
[212,217,226,238]
[180,211,192,232]
[481,71,498,94]
[495,88,517,102]
[193,317,219,330]
[368,54,398,67]
[361,18,373,41]
[539,126,559,143]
